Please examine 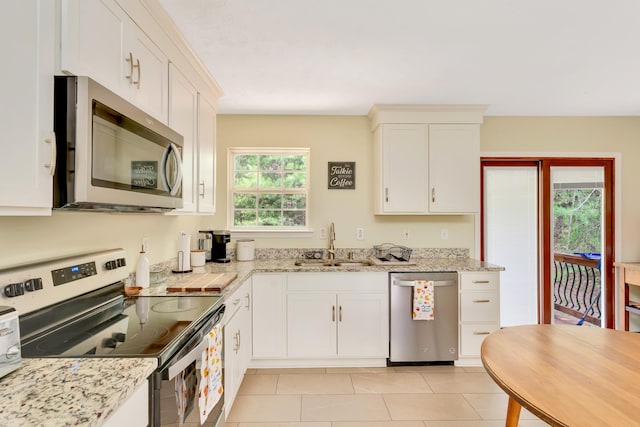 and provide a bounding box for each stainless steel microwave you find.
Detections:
[53,76,183,212]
